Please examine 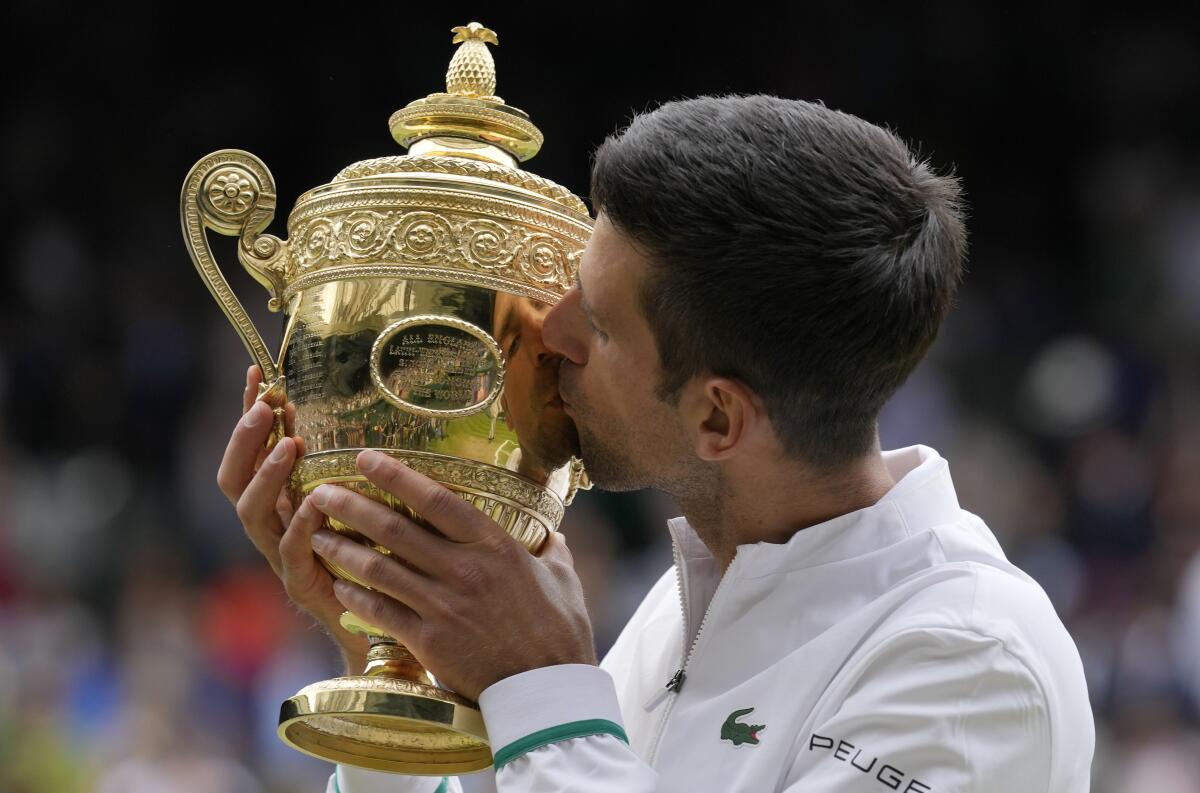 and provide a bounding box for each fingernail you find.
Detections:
[358,449,386,473]
[312,530,335,553]
[310,484,332,507]
[267,437,290,462]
